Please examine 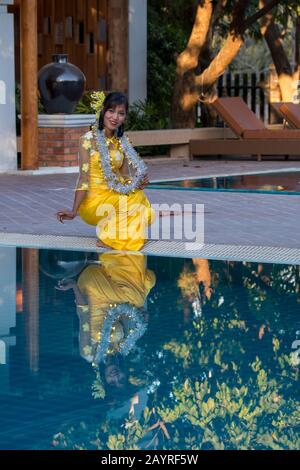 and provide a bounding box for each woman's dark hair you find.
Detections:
[98,92,129,137]
[98,353,137,403]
